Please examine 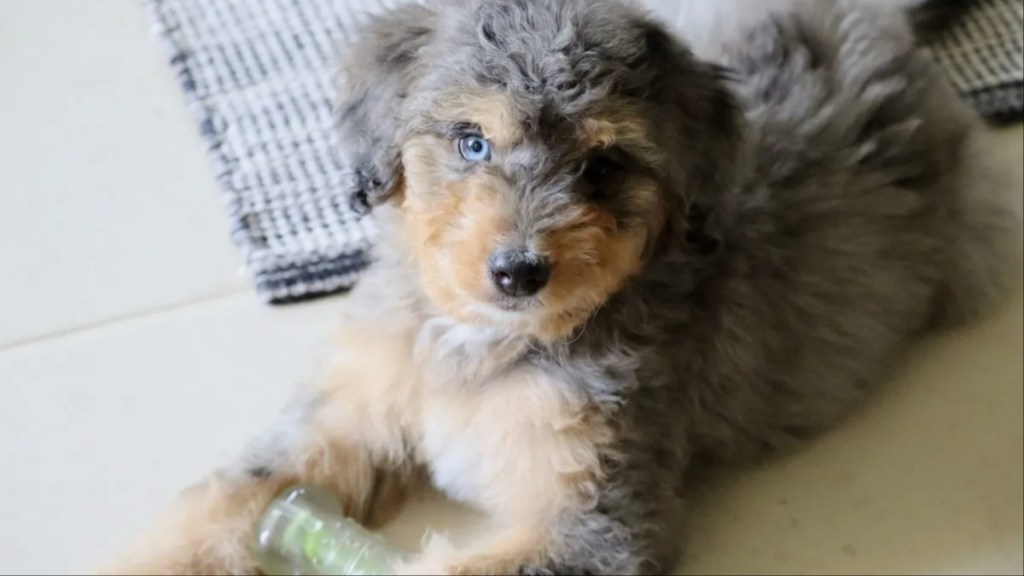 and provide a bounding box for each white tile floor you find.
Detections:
[0,1,1021,575]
